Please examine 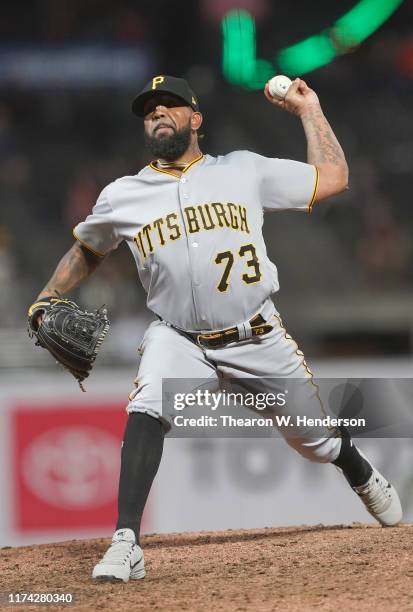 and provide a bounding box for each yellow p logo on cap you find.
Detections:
[152,76,165,90]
